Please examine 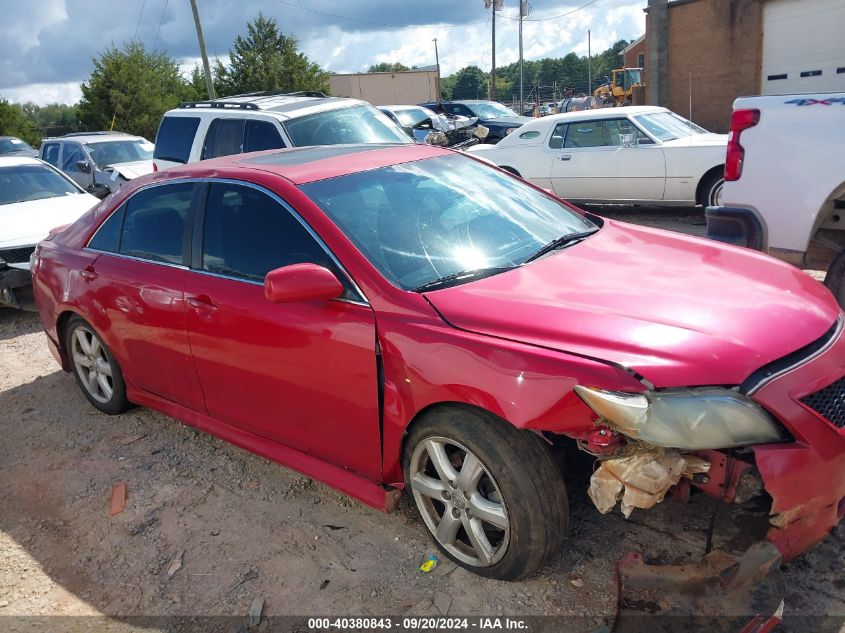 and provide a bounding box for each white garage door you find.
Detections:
[761,0,845,95]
